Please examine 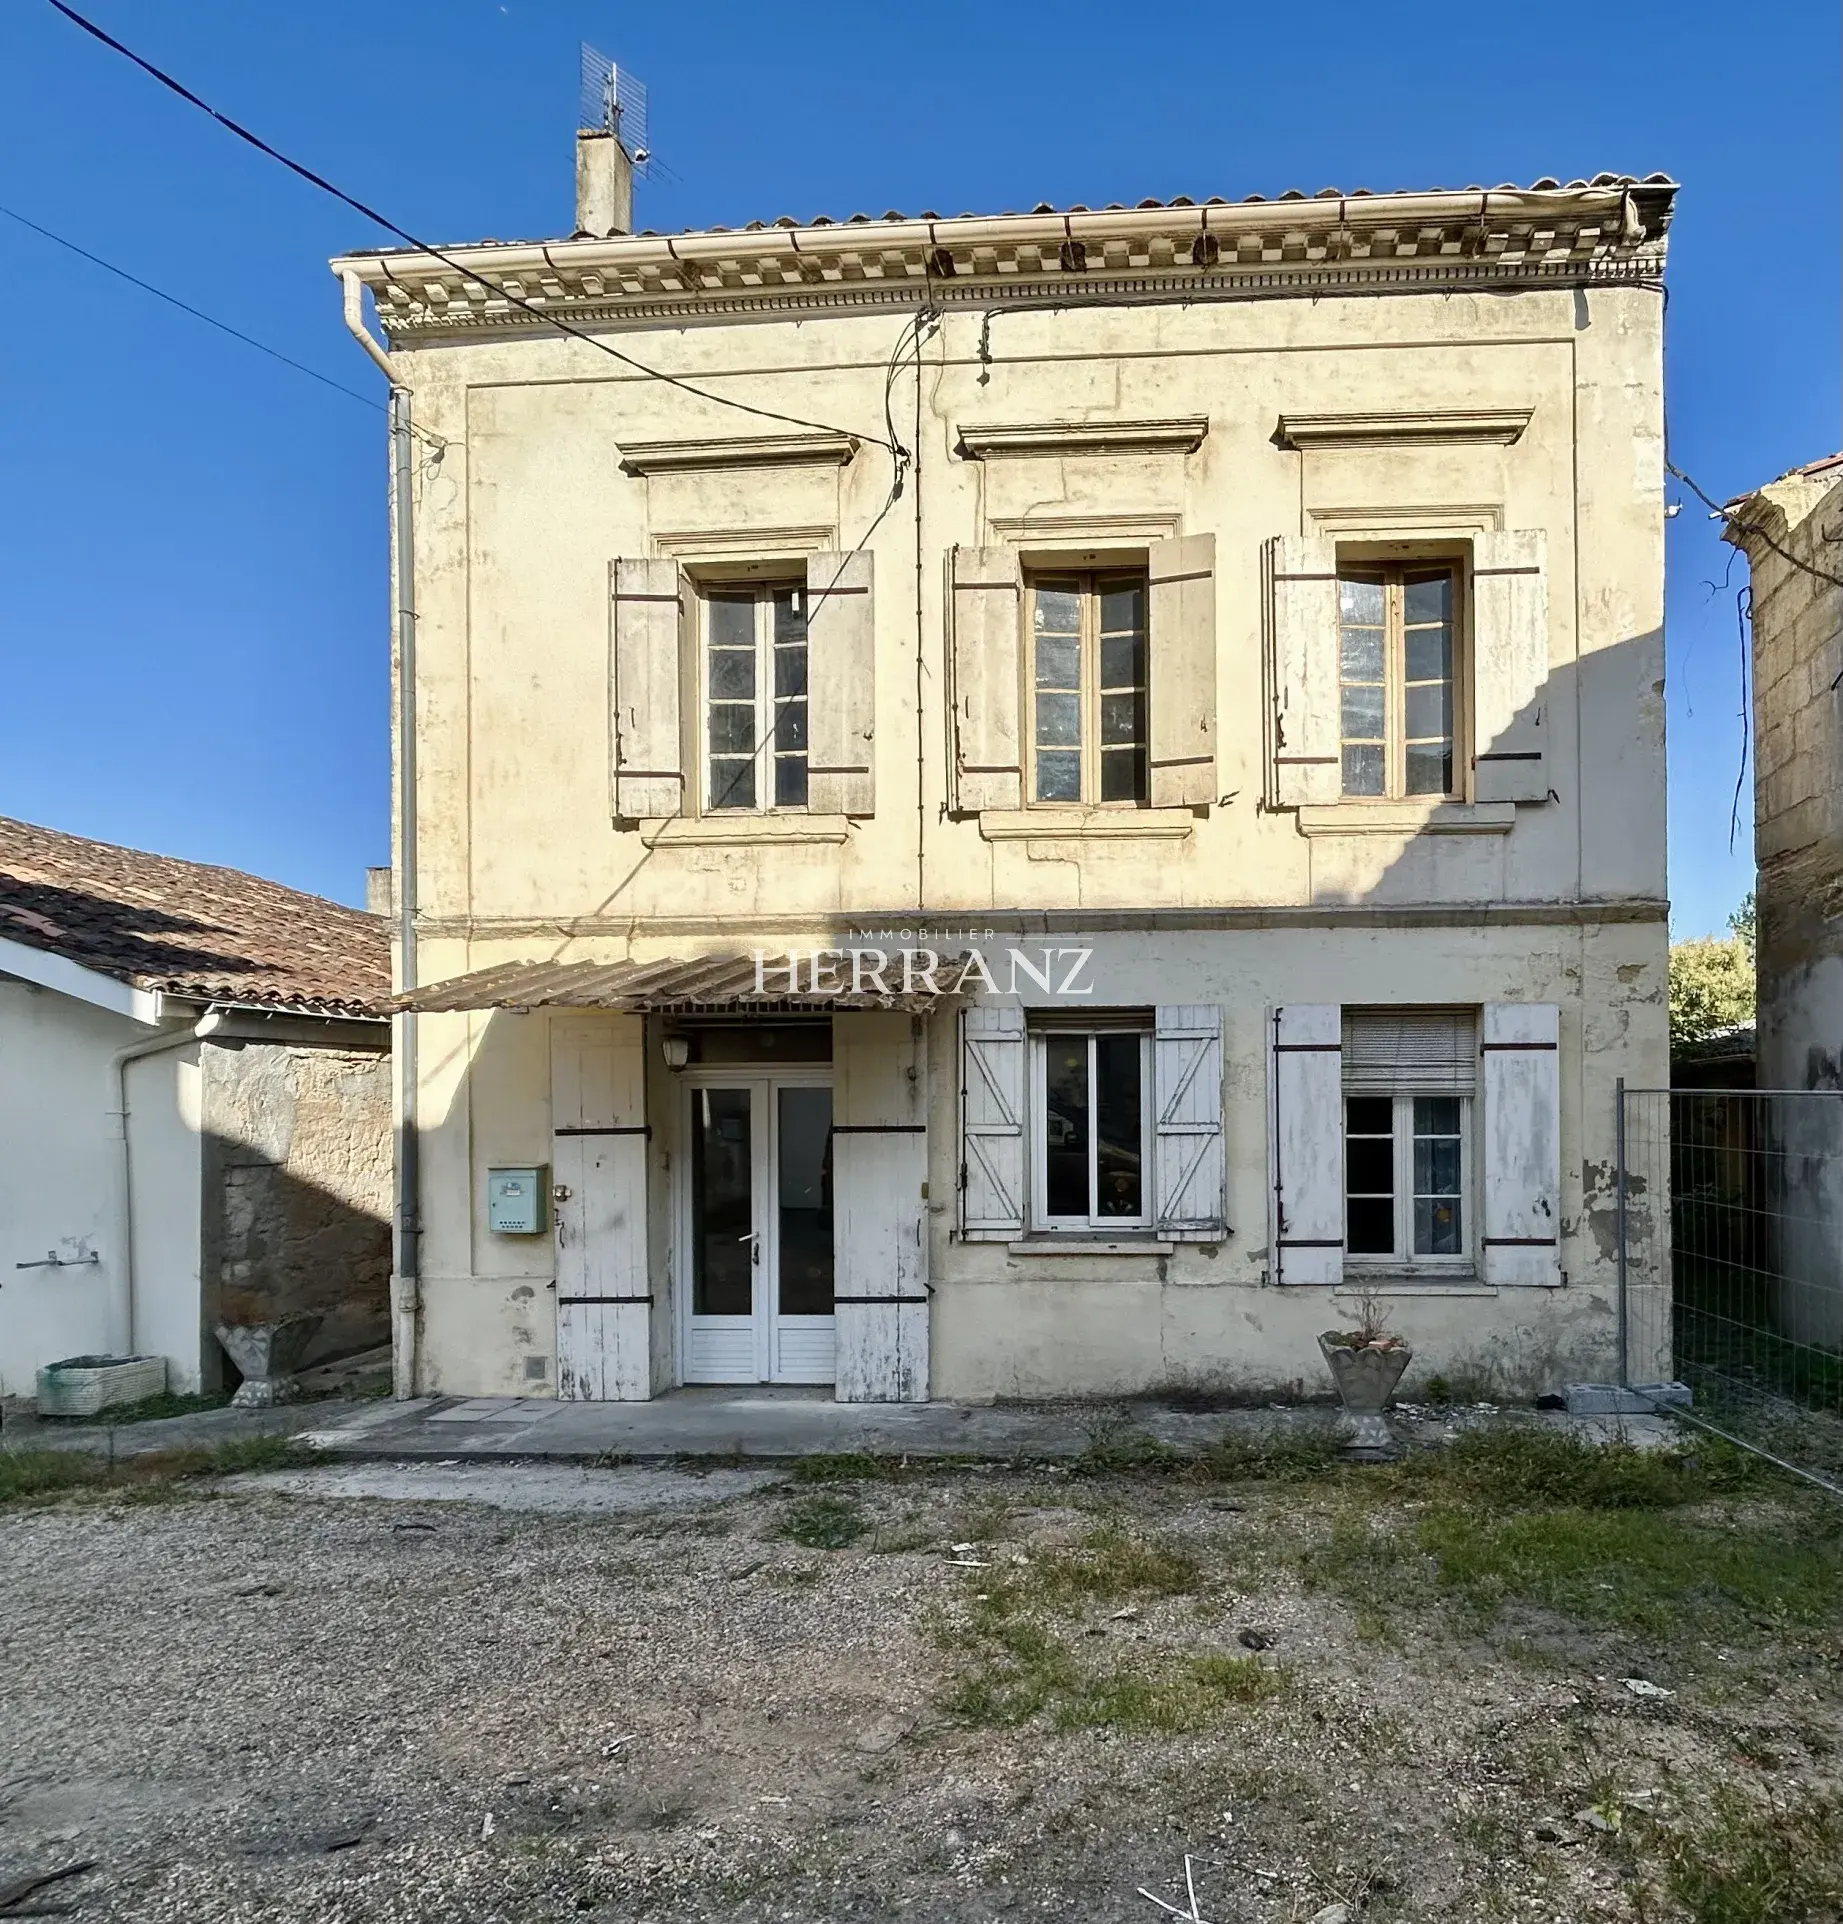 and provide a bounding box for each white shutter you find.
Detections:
[1270,535,1341,807]
[1472,530,1551,804]
[1268,1004,1343,1285]
[960,1004,1025,1239]
[1148,535,1216,807]
[950,545,1023,812]
[1154,1005,1226,1238]
[833,1012,928,1401]
[805,550,875,816]
[1482,1002,1562,1285]
[551,1016,652,1399]
[1342,1010,1478,1094]
[611,558,686,820]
